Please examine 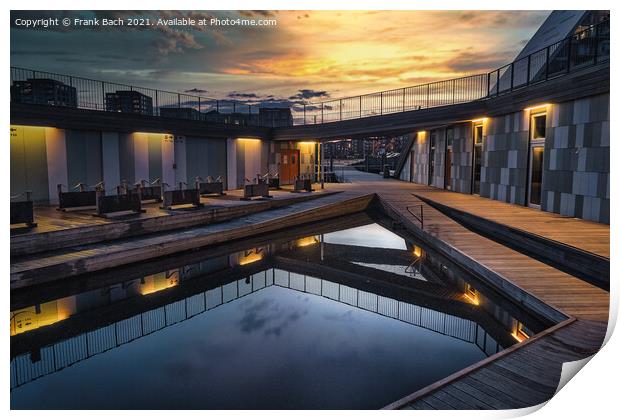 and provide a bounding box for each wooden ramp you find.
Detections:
[389,319,606,410]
